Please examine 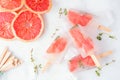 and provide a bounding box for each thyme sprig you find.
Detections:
[96,32,116,41]
[58,8,68,17]
[30,49,42,73]
[95,59,116,77]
